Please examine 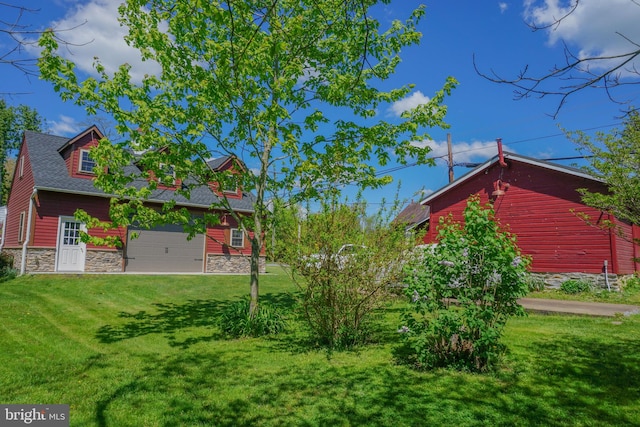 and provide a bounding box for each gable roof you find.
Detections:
[57,125,104,153]
[394,202,430,229]
[420,152,602,206]
[22,129,255,212]
[207,155,245,172]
